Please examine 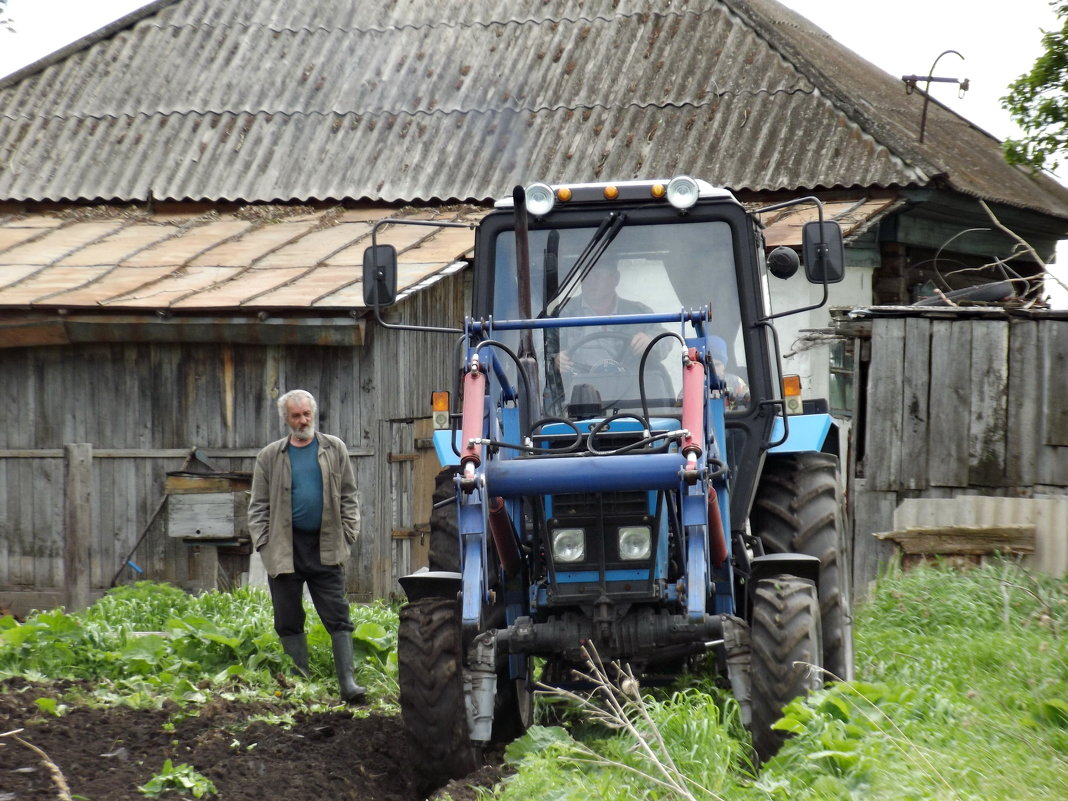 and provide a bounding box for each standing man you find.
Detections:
[248,389,365,703]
